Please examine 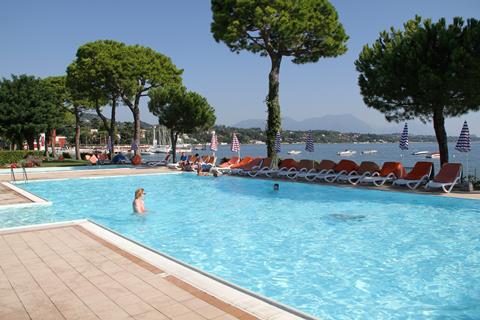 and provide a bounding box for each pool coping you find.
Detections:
[0,220,316,320]
[0,181,52,208]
